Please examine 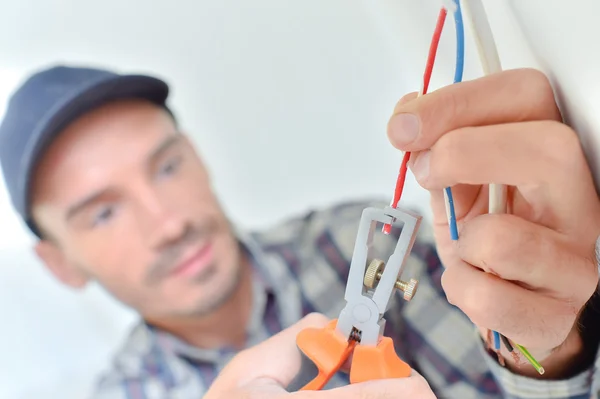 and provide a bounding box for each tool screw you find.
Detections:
[363,259,419,301]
